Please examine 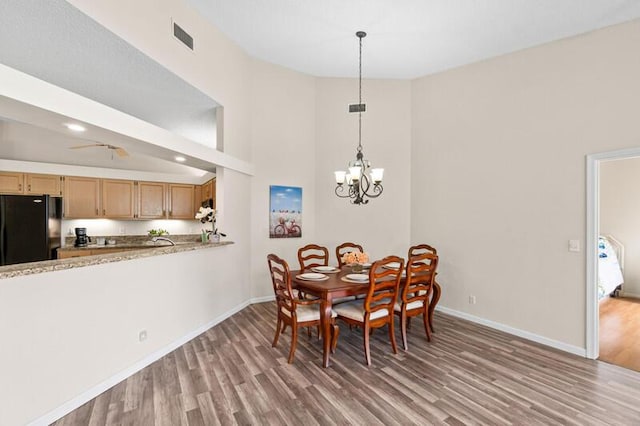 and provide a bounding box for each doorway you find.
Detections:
[586,148,640,367]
